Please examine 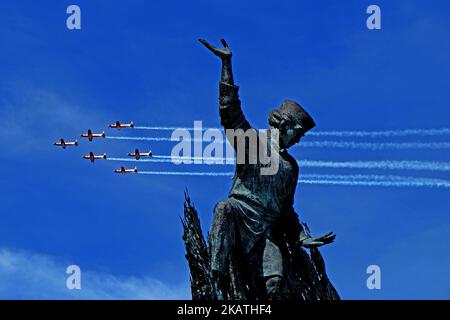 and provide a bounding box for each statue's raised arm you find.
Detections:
[199,38,233,85]
[199,38,251,132]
